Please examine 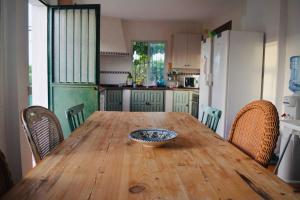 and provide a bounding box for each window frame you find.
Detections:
[131,40,167,85]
